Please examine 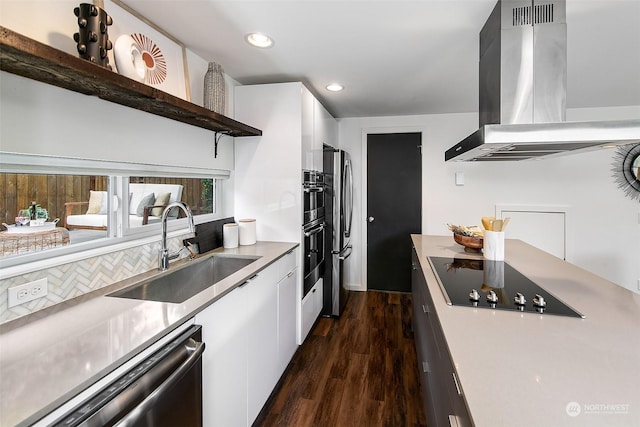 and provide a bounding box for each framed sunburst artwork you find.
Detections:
[611,143,640,202]
[97,0,191,101]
